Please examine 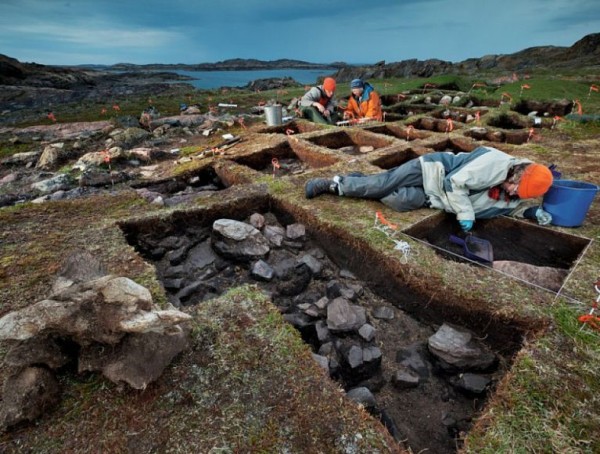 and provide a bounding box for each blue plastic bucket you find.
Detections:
[542,179,599,227]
